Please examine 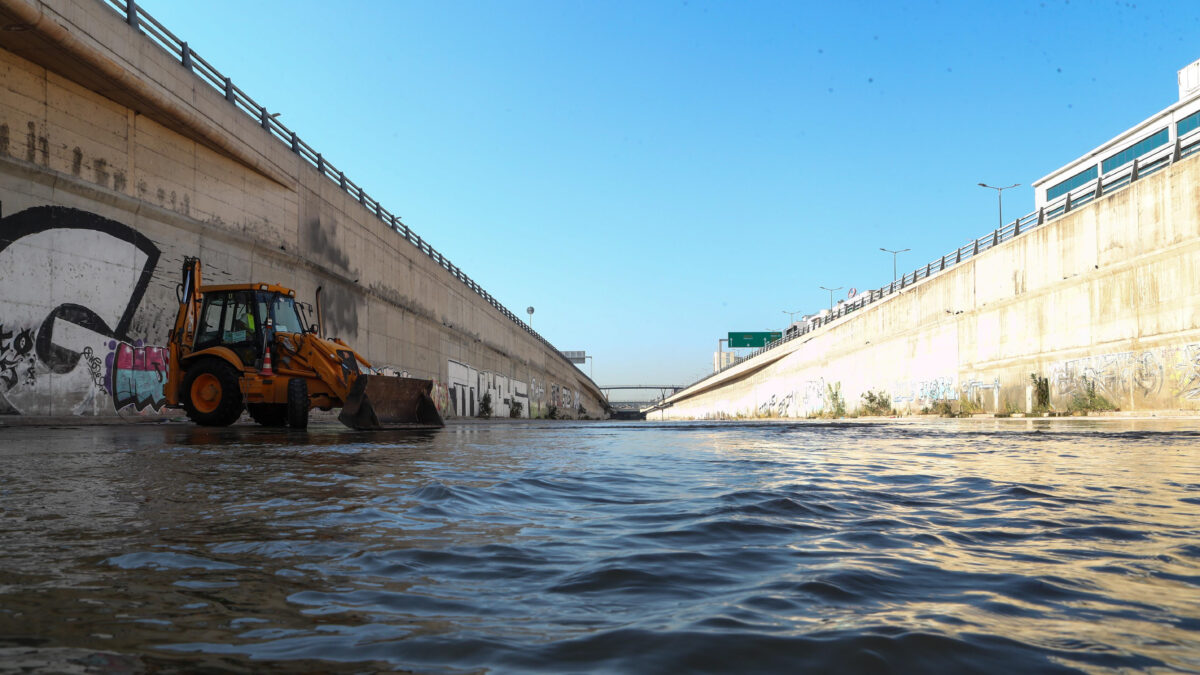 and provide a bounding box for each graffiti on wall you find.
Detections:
[0,326,37,390]
[512,380,530,416]
[757,391,796,417]
[892,376,956,404]
[1051,344,1200,406]
[1177,344,1200,400]
[430,379,451,416]
[446,359,532,418]
[0,206,162,415]
[107,341,169,411]
[548,383,579,411]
